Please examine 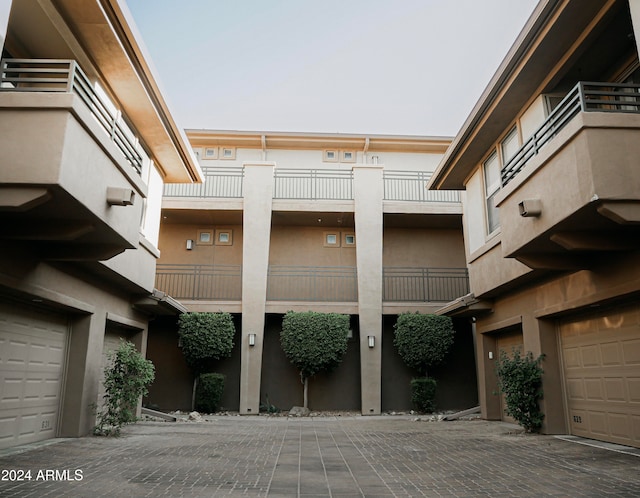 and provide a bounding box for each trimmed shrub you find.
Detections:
[95,340,155,436]
[393,313,455,376]
[410,377,437,413]
[195,373,225,414]
[178,312,235,374]
[496,350,545,432]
